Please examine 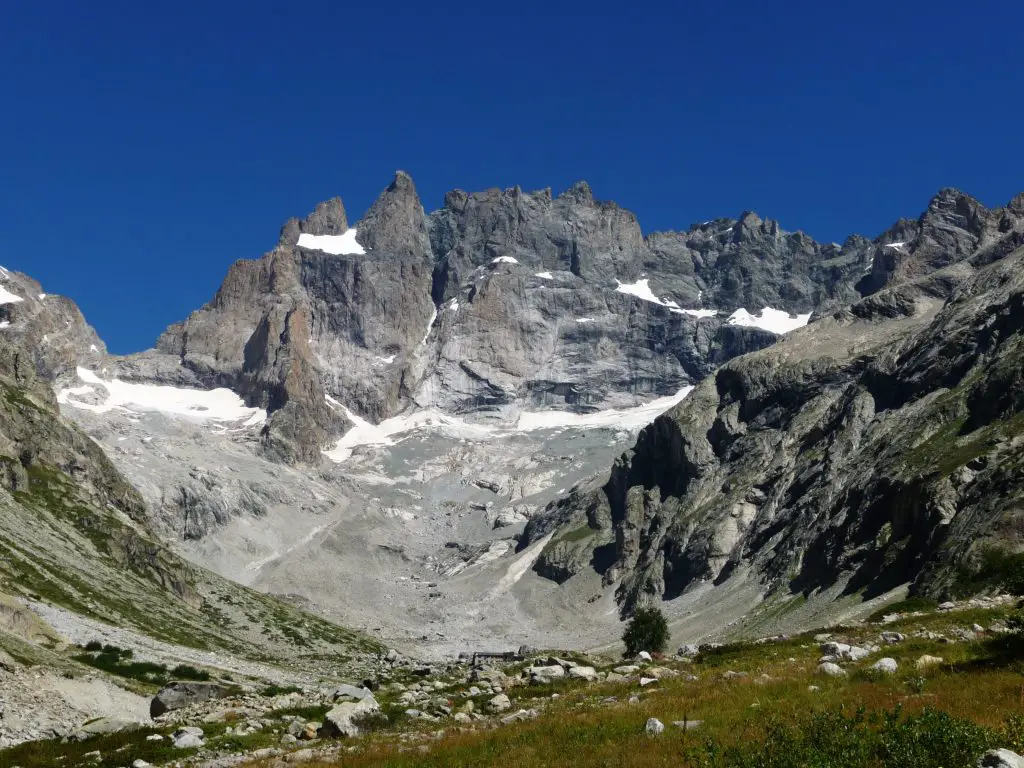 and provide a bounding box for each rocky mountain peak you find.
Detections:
[278,197,350,247]
[560,180,595,205]
[355,171,430,258]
